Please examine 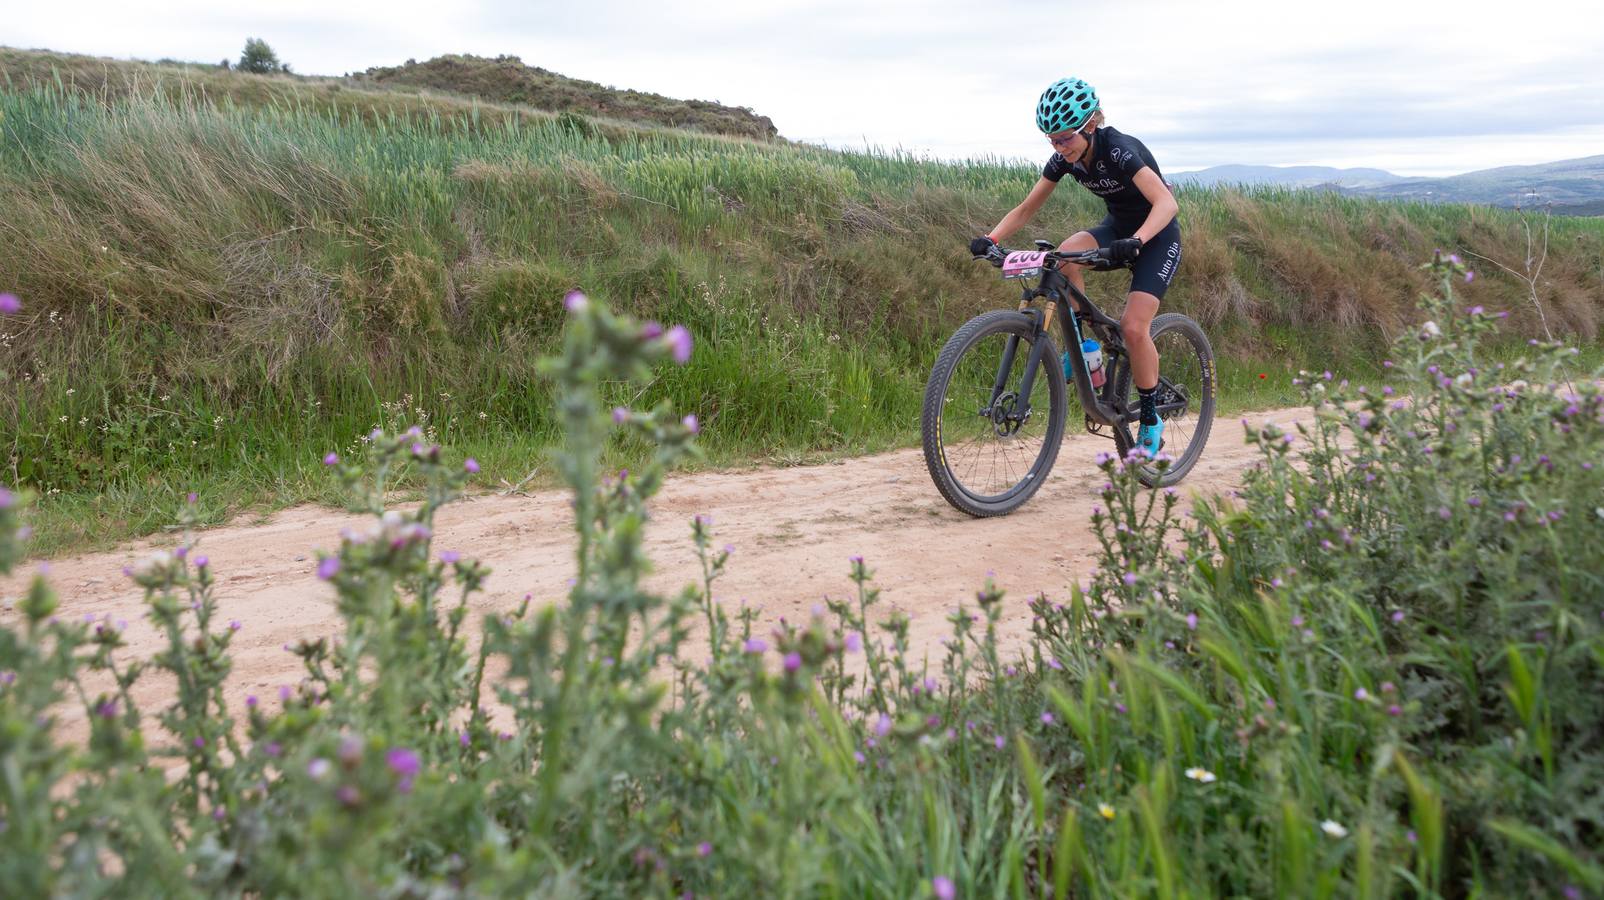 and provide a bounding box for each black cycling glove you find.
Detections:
[1108,237,1143,264]
[969,235,998,258]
